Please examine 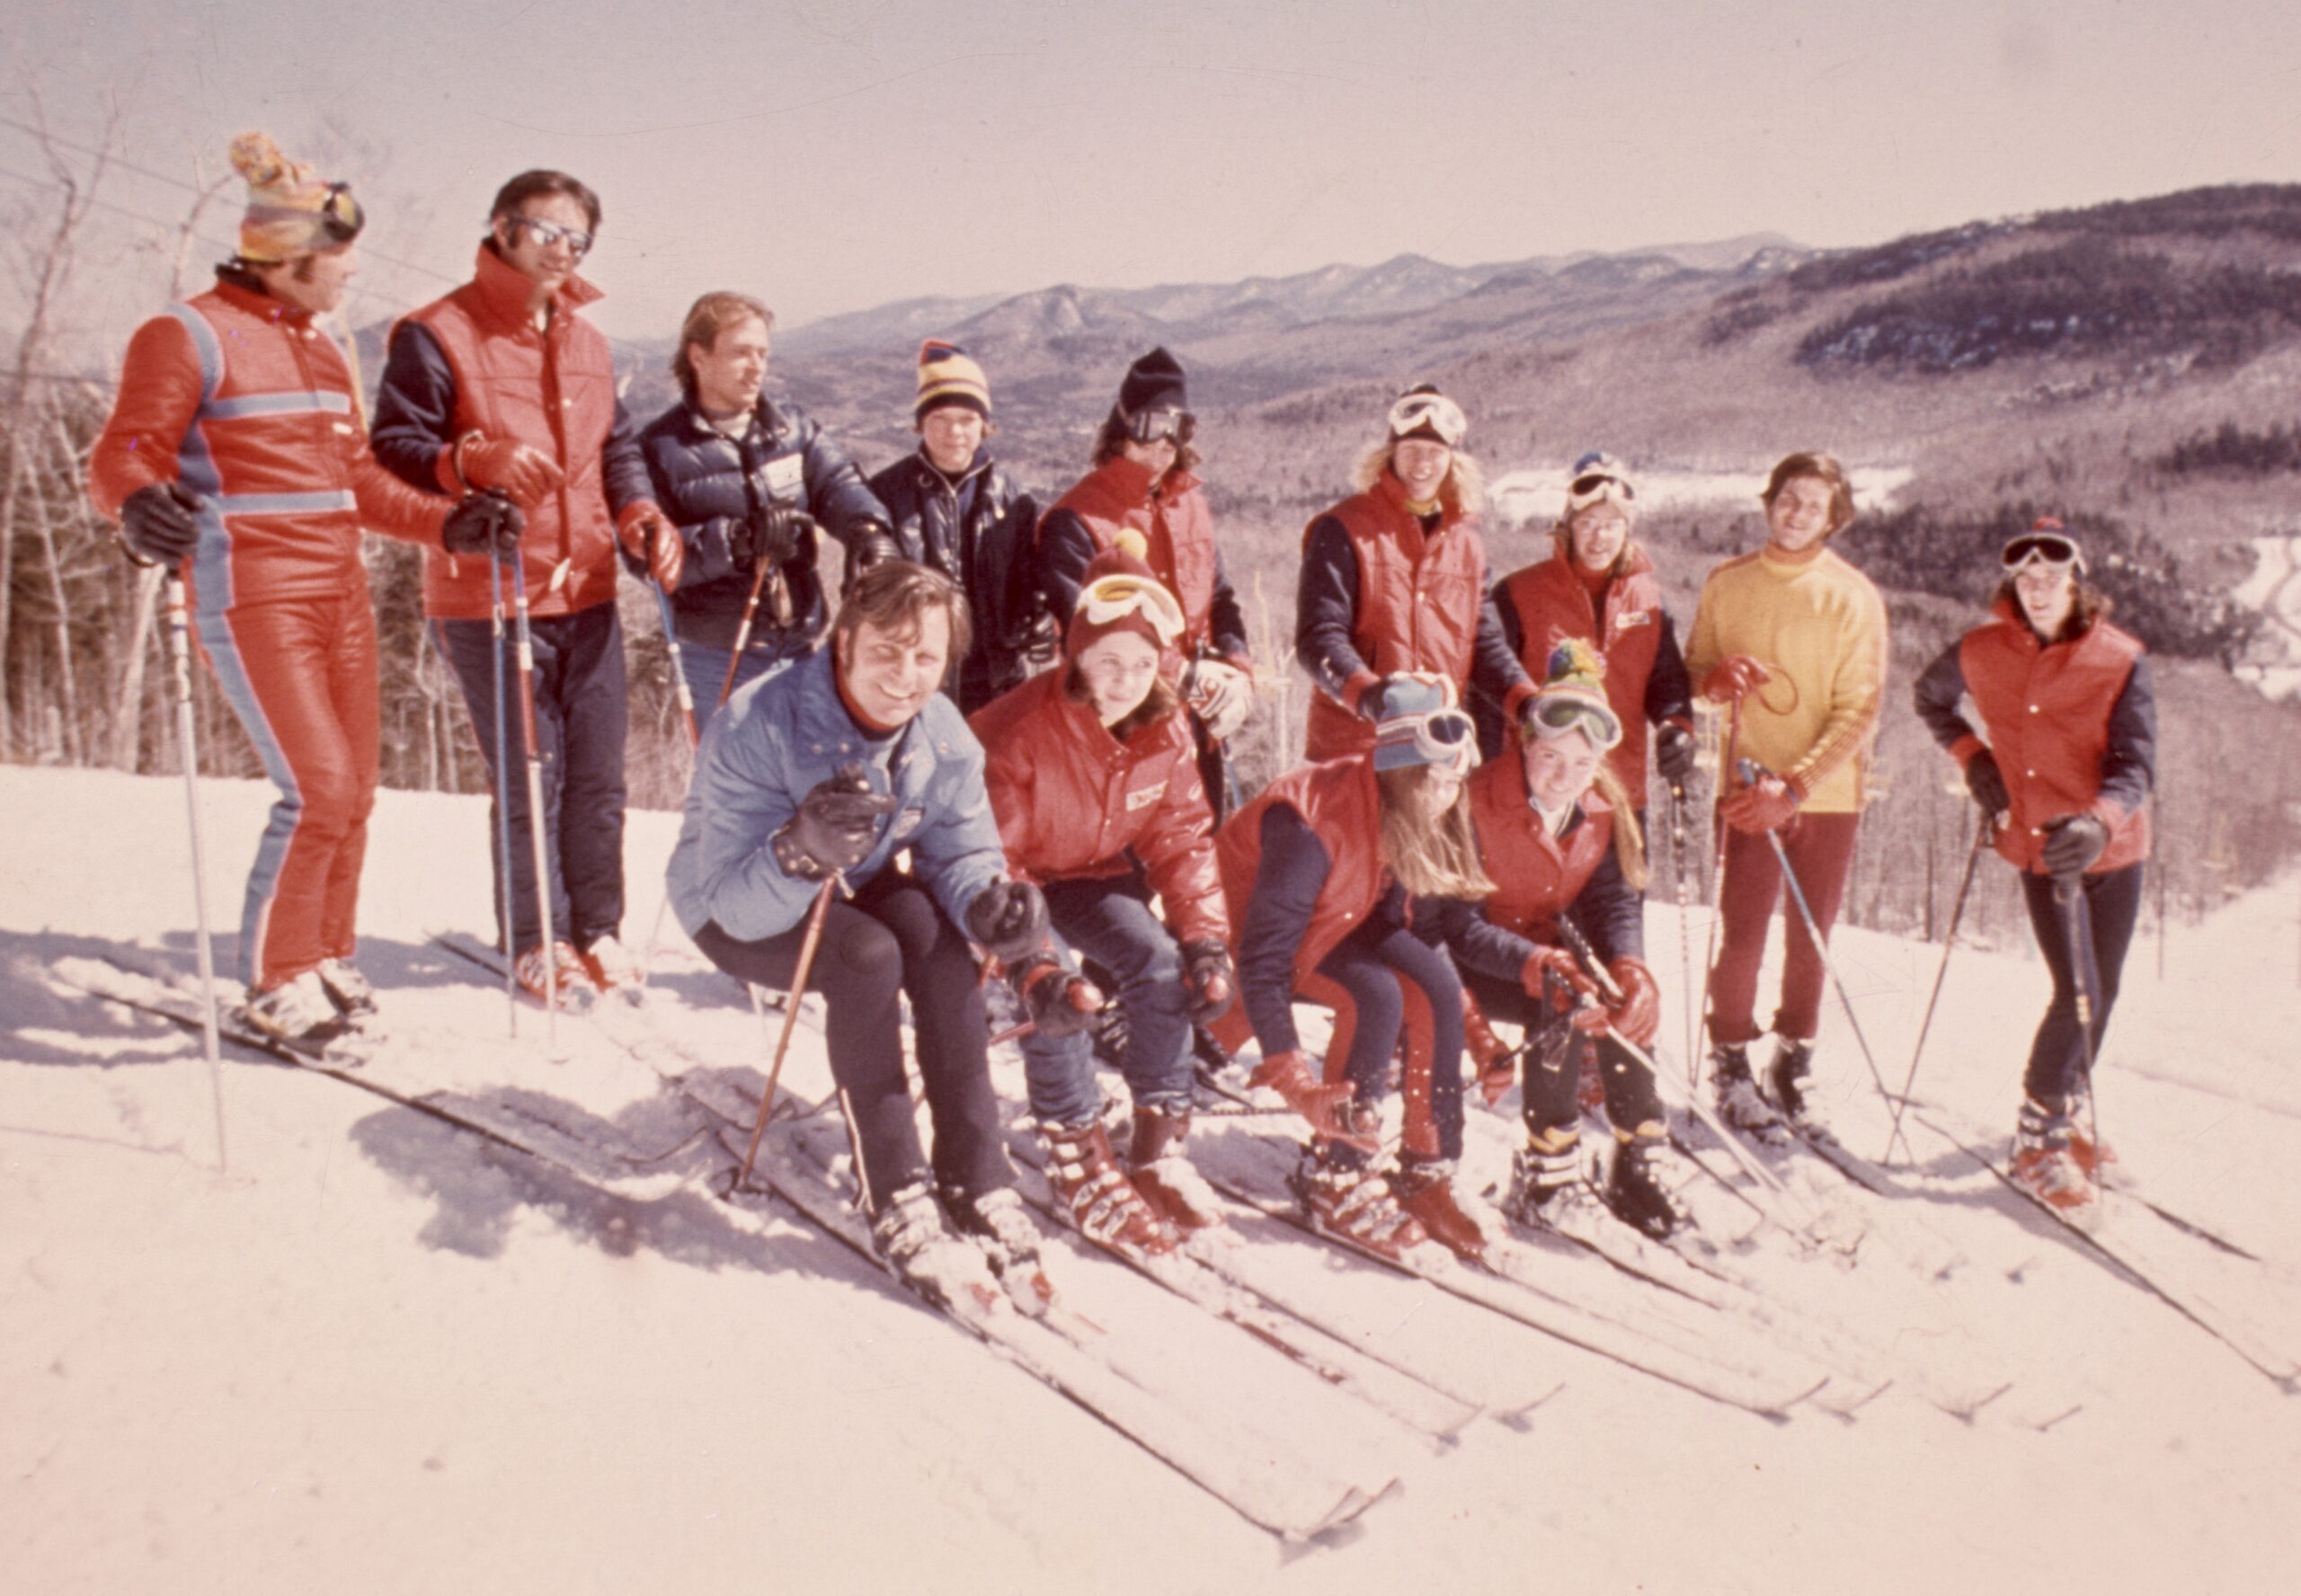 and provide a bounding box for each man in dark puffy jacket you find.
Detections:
[637,291,893,718]
[867,341,1050,712]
